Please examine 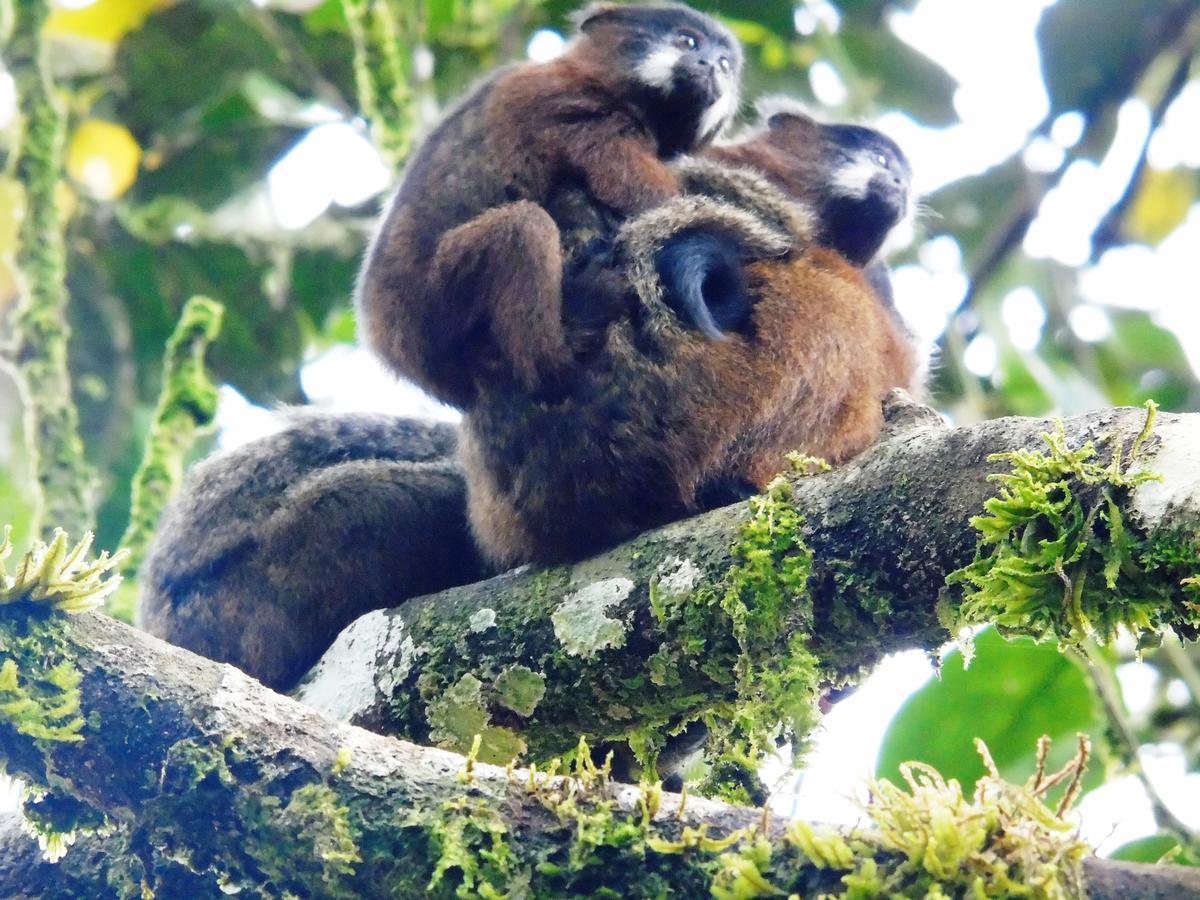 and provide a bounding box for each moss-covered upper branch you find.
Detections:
[297,400,1200,775]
